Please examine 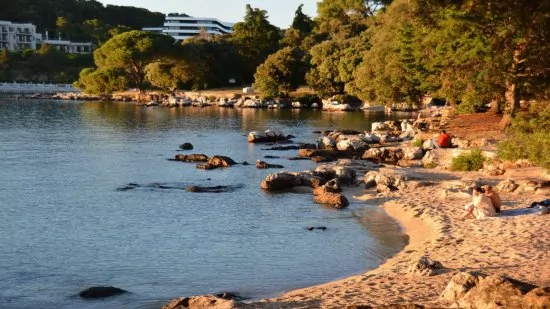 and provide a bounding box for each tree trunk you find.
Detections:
[488,98,501,114]
[500,48,522,128]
